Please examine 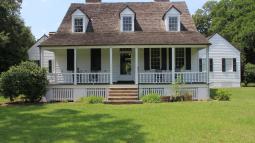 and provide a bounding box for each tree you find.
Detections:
[0,0,35,73]
[0,61,48,102]
[192,0,218,36]
[243,63,255,86]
